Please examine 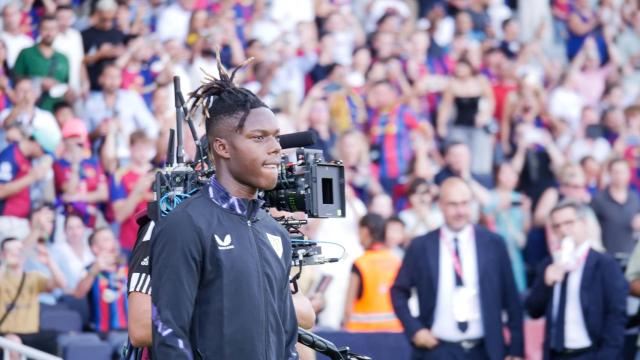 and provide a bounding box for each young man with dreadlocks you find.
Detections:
[149,58,299,359]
